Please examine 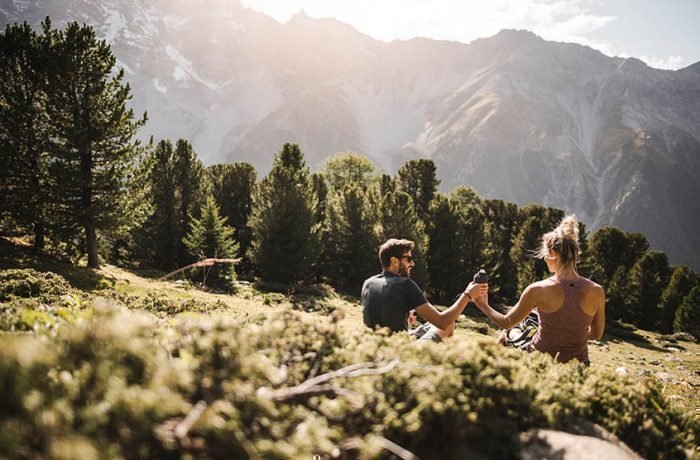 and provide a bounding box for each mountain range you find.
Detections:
[2,0,700,270]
